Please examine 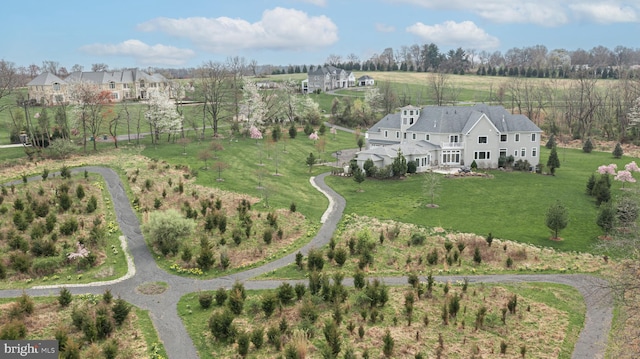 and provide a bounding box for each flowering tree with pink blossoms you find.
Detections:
[625,161,640,173]
[309,131,319,141]
[615,170,636,188]
[250,125,263,142]
[597,164,617,175]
